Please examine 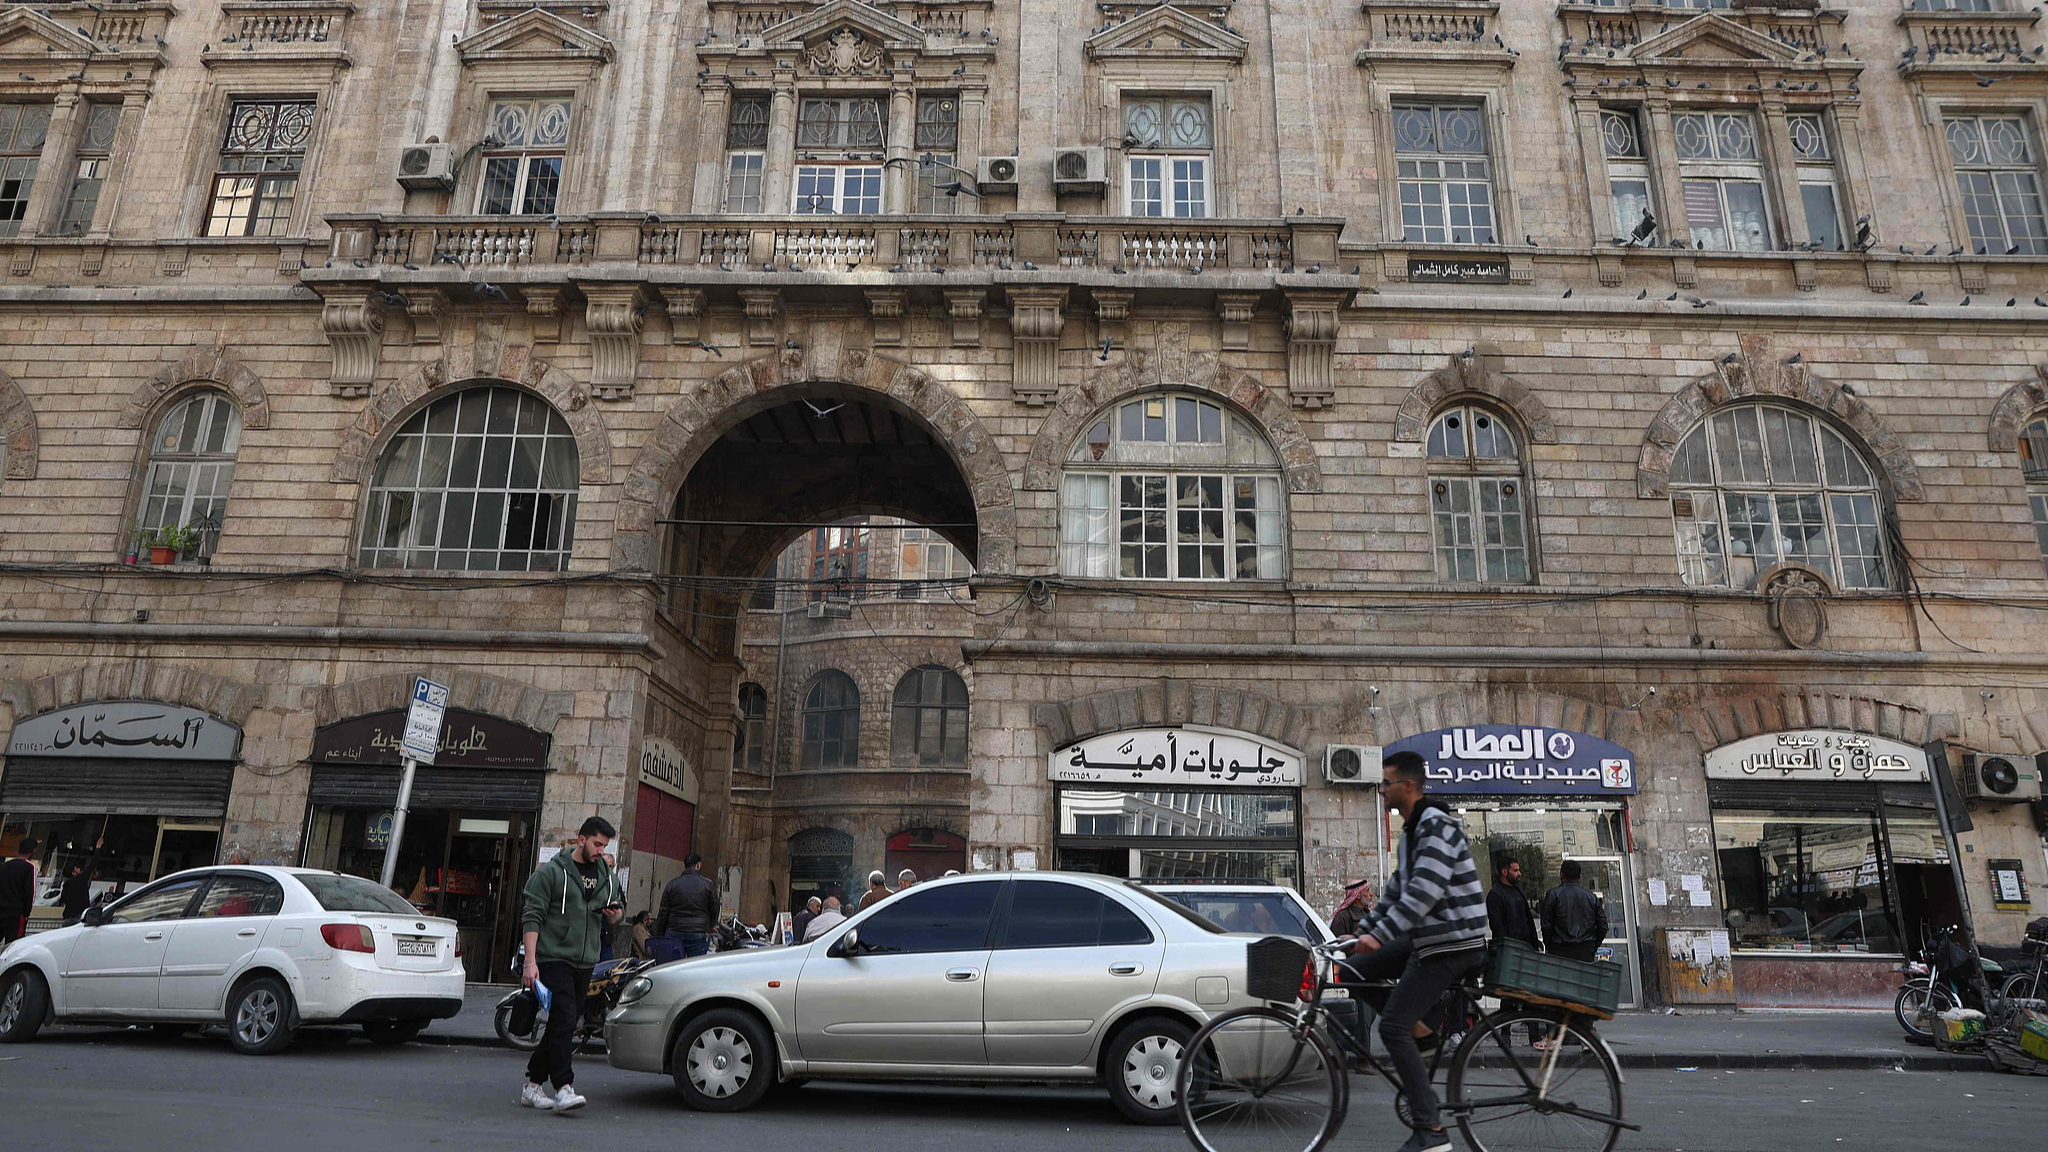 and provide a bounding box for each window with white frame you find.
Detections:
[58,104,119,236]
[1602,109,1656,243]
[1394,102,1497,244]
[478,97,571,216]
[1676,111,1773,251]
[1669,401,1890,591]
[204,99,315,237]
[795,96,884,214]
[1909,0,1999,10]
[1124,96,1211,218]
[136,391,241,558]
[0,103,49,238]
[914,94,960,214]
[2020,416,2048,570]
[897,525,973,599]
[1944,114,2048,256]
[724,95,769,213]
[1790,113,1846,251]
[1060,394,1286,581]
[358,386,580,572]
[1427,405,1531,583]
